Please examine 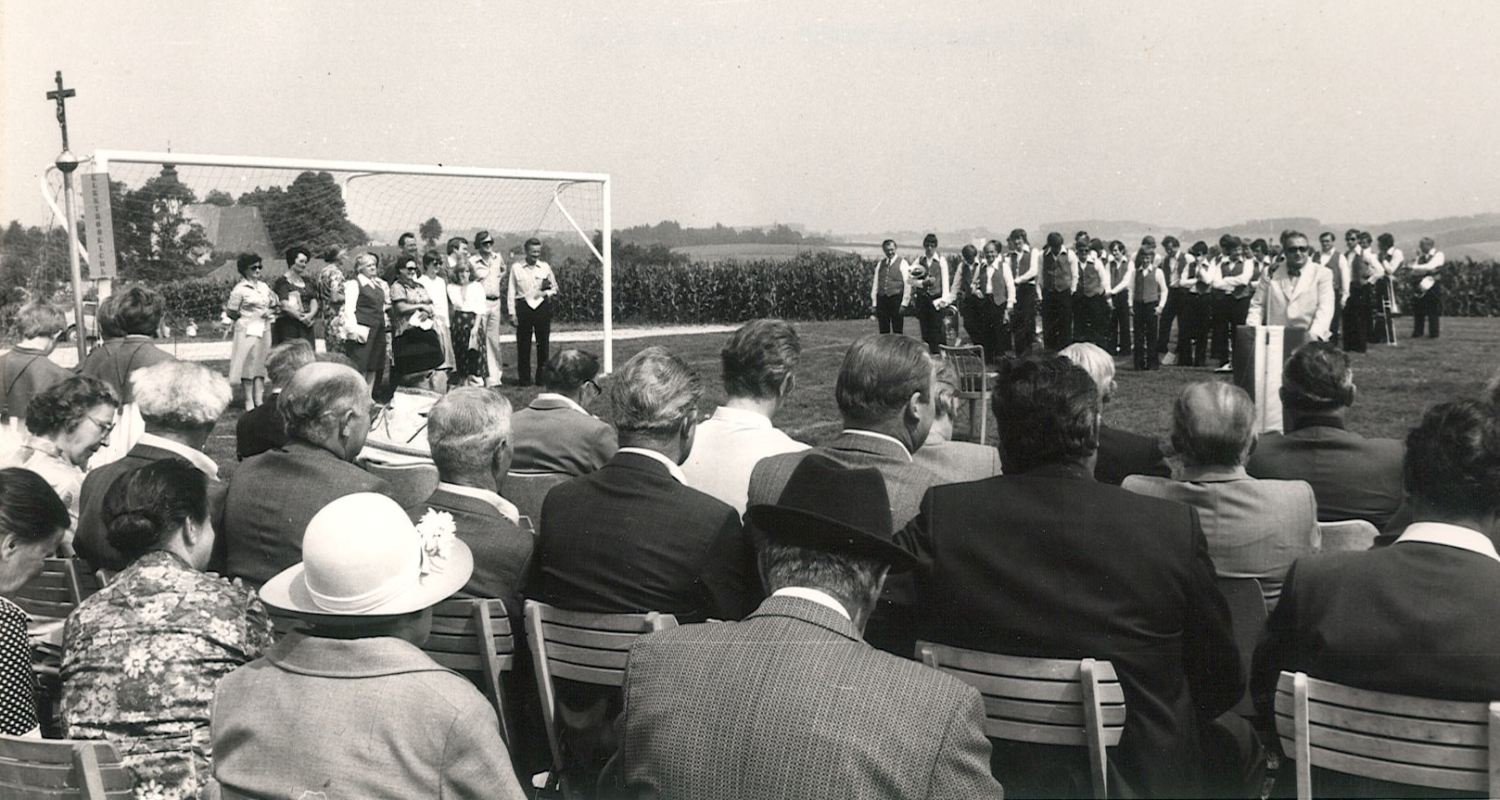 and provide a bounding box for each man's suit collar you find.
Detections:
[429,482,520,524]
[1288,414,1347,432]
[267,632,457,679]
[748,595,862,643]
[529,393,590,416]
[281,438,349,463]
[1013,461,1095,482]
[833,429,913,461]
[1178,464,1250,483]
[611,448,687,484]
